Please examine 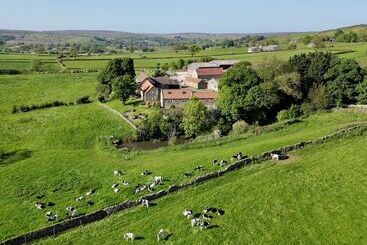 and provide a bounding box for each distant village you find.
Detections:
[137,60,239,109]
